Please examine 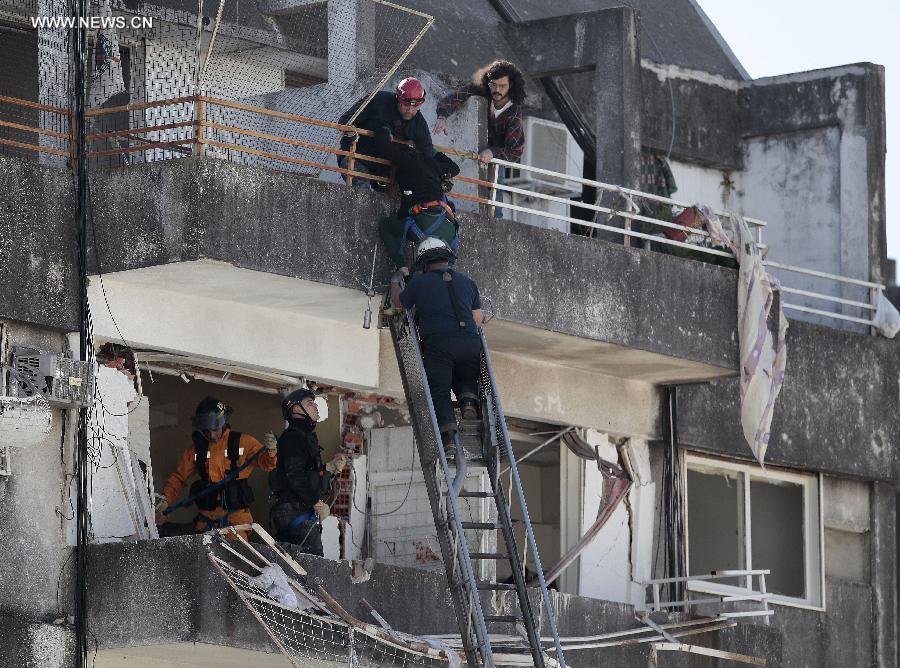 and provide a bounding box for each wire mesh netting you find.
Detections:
[1,0,431,169]
[82,0,431,169]
[0,0,71,163]
[207,530,451,667]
